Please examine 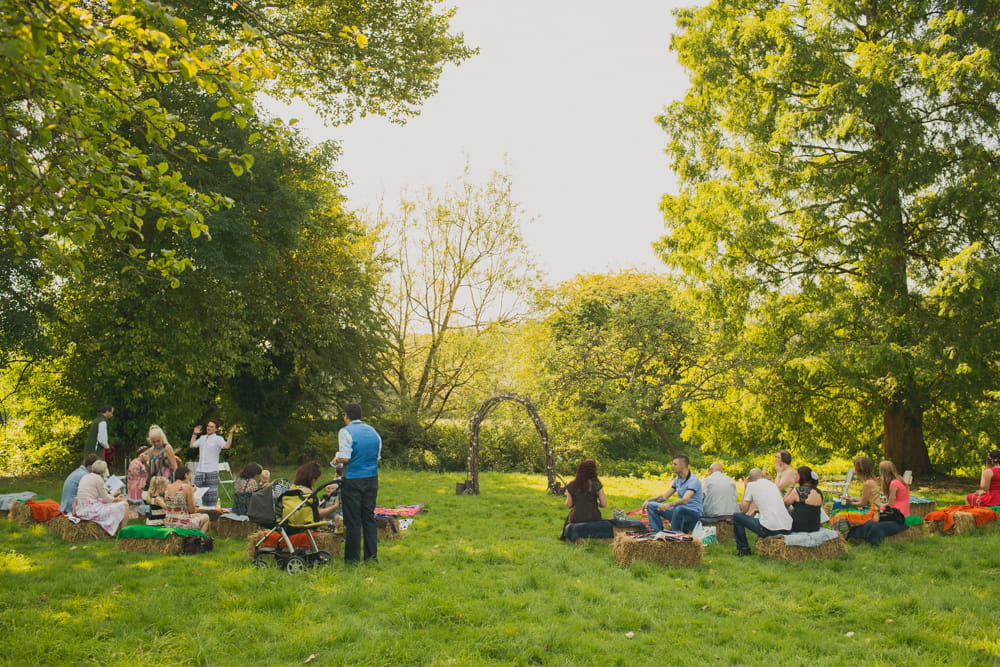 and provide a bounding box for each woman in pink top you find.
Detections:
[966,449,1000,507]
[879,460,910,516]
